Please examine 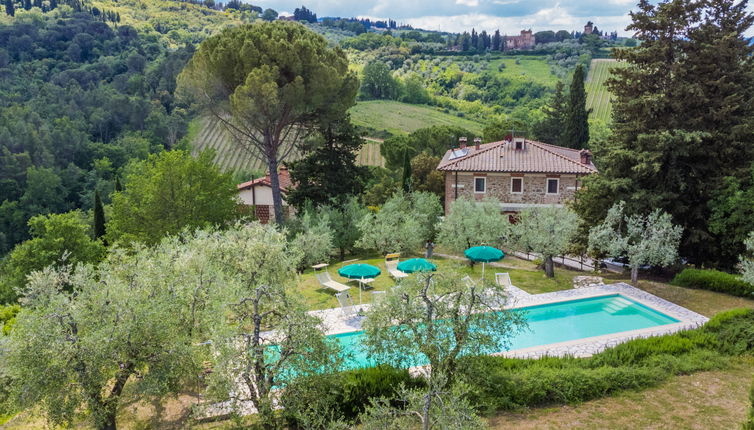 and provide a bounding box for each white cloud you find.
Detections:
[456,0,480,6]
[404,7,633,35]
